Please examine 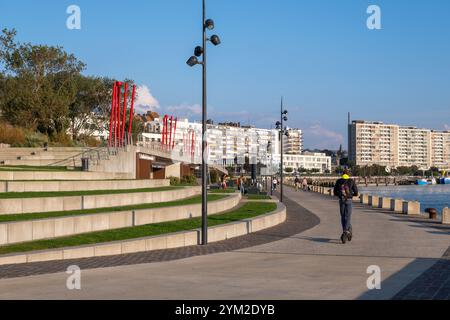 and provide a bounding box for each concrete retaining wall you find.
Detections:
[0,186,201,215]
[0,193,241,245]
[0,202,286,266]
[0,171,133,181]
[0,179,170,193]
